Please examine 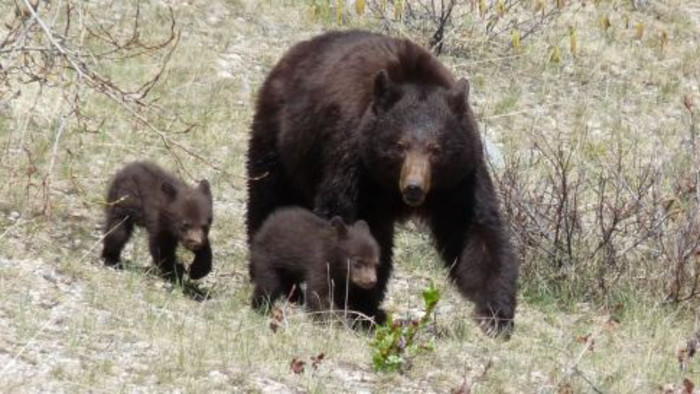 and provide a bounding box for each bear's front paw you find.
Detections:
[188,247,212,280]
[188,260,211,280]
[372,308,388,326]
[475,310,514,339]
